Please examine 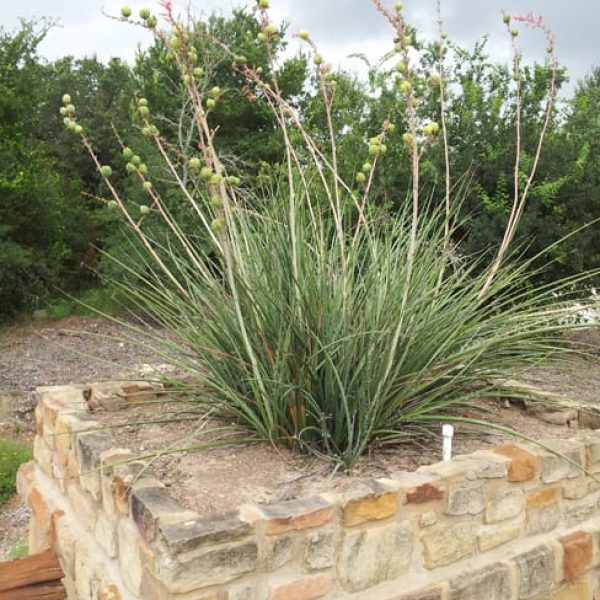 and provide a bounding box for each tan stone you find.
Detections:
[338,521,413,592]
[16,460,35,503]
[261,497,333,536]
[117,518,144,595]
[269,575,332,600]
[485,488,525,523]
[420,520,476,569]
[513,543,557,598]
[30,486,49,533]
[34,435,53,476]
[494,444,538,482]
[449,563,512,600]
[67,483,98,531]
[562,476,589,500]
[478,525,521,552]
[446,483,484,515]
[98,583,123,600]
[527,487,560,507]
[561,531,592,581]
[343,491,397,526]
[544,579,590,600]
[95,510,118,558]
